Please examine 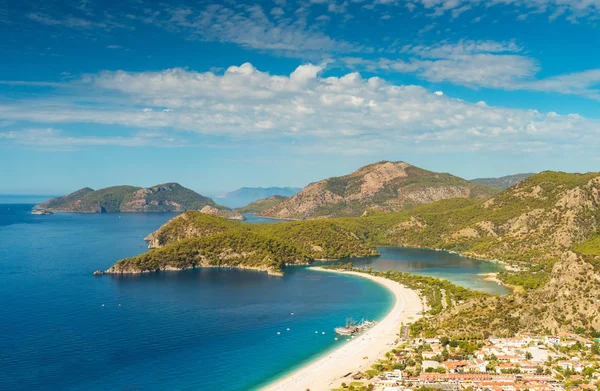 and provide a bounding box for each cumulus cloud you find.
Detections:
[1,63,598,156]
